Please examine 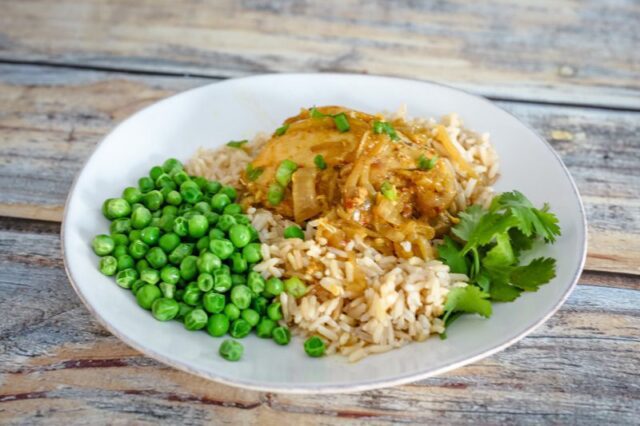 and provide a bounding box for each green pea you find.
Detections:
[209,239,234,260]
[159,282,176,299]
[168,243,193,264]
[184,308,208,330]
[117,254,135,271]
[173,216,188,237]
[159,233,181,253]
[176,302,193,320]
[196,236,210,254]
[150,165,164,181]
[231,274,246,286]
[194,201,211,214]
[267,302,283,321]
[209,228,225,240]
[112,244,128,258]
[304,336,326,357]
[146,247,168,269]
[102,198,113,218]
[219,339,243,361]
[248,226,260,242]
[131,206,152,229]
[136,284,162,310]
[92,235,115,256]
[272,326,291,345]
[105,198,131,220]
[223,203,242,215]
[210,193,231,213]
[160,186,174,202]
[182,209,199,220]
[131,279,146,295]
[191,176,206,189]
[205,180,222,195]
[256,318,276,338]
[161,205,177,216]
[180,181,203,204]
[213,269,233,293]
[264,277,284,297]
[110,218,131,235]
[180,255,198,281]
[131,202,145,212]
[129,229,142,242]
[284,276,308,298]
[136,259,150,273]
[220,306,240,325]
[155,173,175,190]
[99,256,118,276]
[160,265,180,285]
[183,285,203,306]
[233,214,251,226]
[151,298,179,321]
[247,271,265,294]
[252,296,268,316]
[163,158,183,174]
[175,289,185,302]
[111,233,129,247]
[241,309,260,327]
[229,253,247,274]
[203,292,226,314]
[230,285,252,309]
[188,214,209,238]
[171,170,190,186]
[129,240,149,259]
[220,186,237,202]
[153,209,163,219]
[197,273,214,292]
[207,313,230,337]
[122,187,143,205]
[138,176,155,193]
[283,225,305,239]
[216,214,236,232]
[143,190,164,211]
[140,268,160,285]
[228,224,251,248]
[139,227,159,246]
[205,212,220,227]
[115,268,138,289]
[242,243,262,264]
[230,319,252,338]
[163,190,181,206]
